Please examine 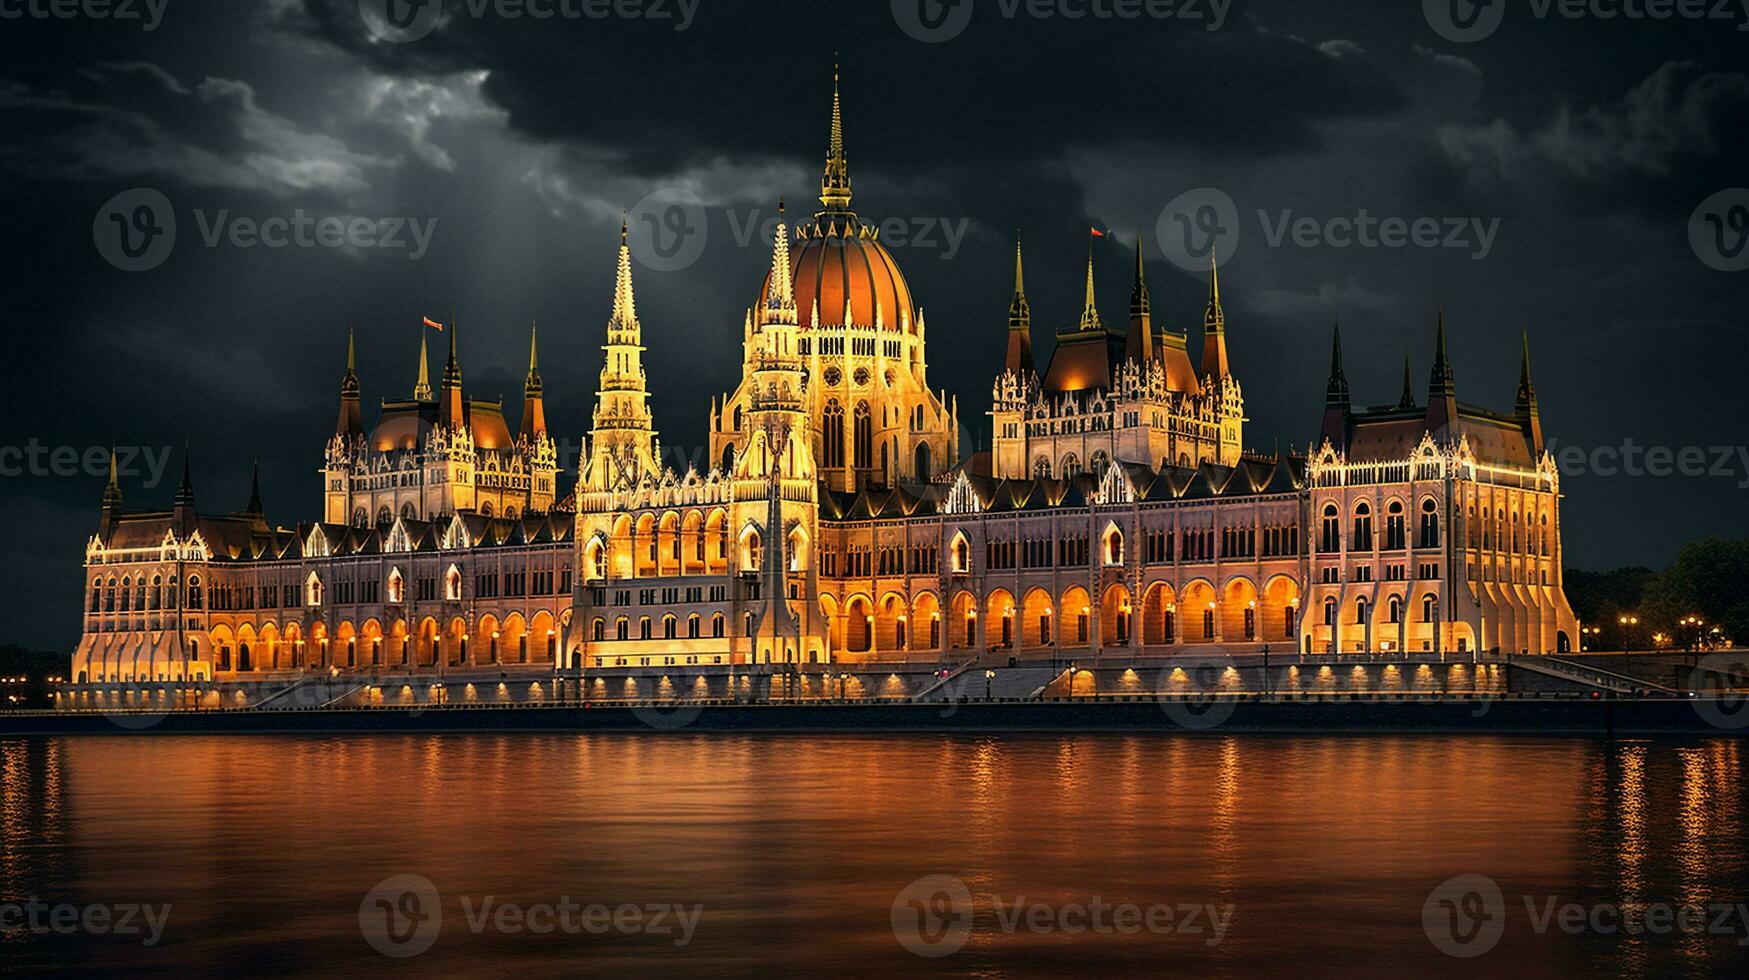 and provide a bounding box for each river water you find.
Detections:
[1,734,1745,977]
